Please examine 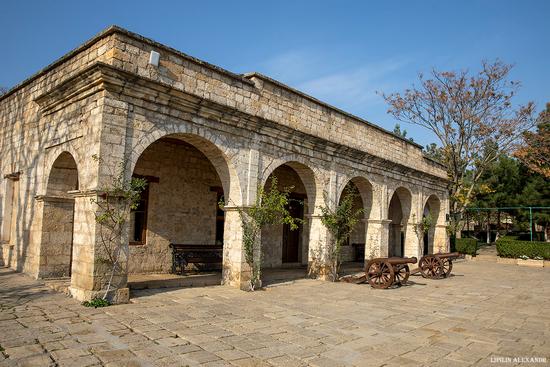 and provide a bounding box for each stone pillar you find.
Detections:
[364,182,390,260]
[404,221,421,258]
[434,224,449,253]
[68,191,130,304]
[306,214,331,279]
[69,193,98,301]
[365,219,391,259]
[221,206,251,290]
